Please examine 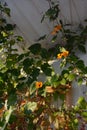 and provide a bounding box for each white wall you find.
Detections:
[3,0,87,48]
[5,0,52,48]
